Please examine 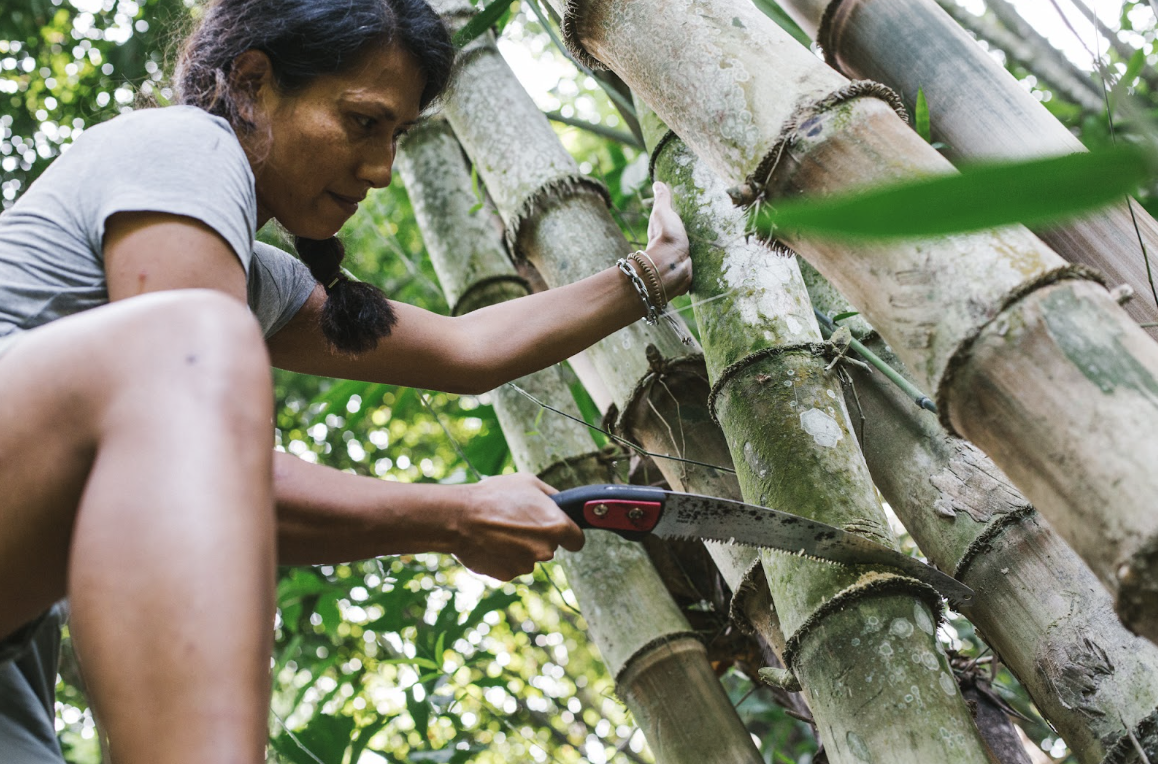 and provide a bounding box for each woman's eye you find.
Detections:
[354,115,377,130]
